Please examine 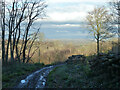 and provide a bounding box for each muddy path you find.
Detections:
[16,63,65,88]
